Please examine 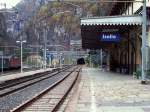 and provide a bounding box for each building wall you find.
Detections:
[123,0,150,15]
[128,26,150,73]
[122,0,150,74]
